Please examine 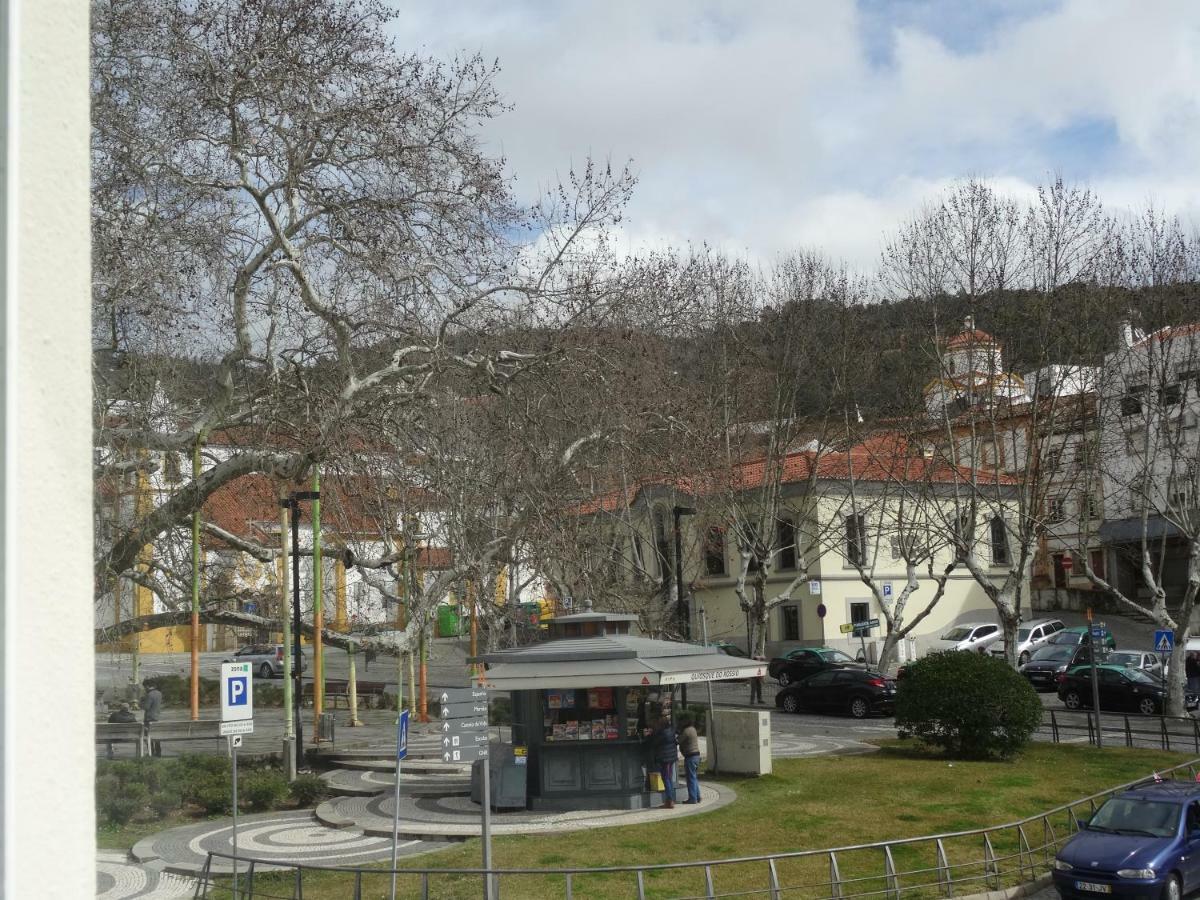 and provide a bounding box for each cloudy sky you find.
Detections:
[390,1,1200,270]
